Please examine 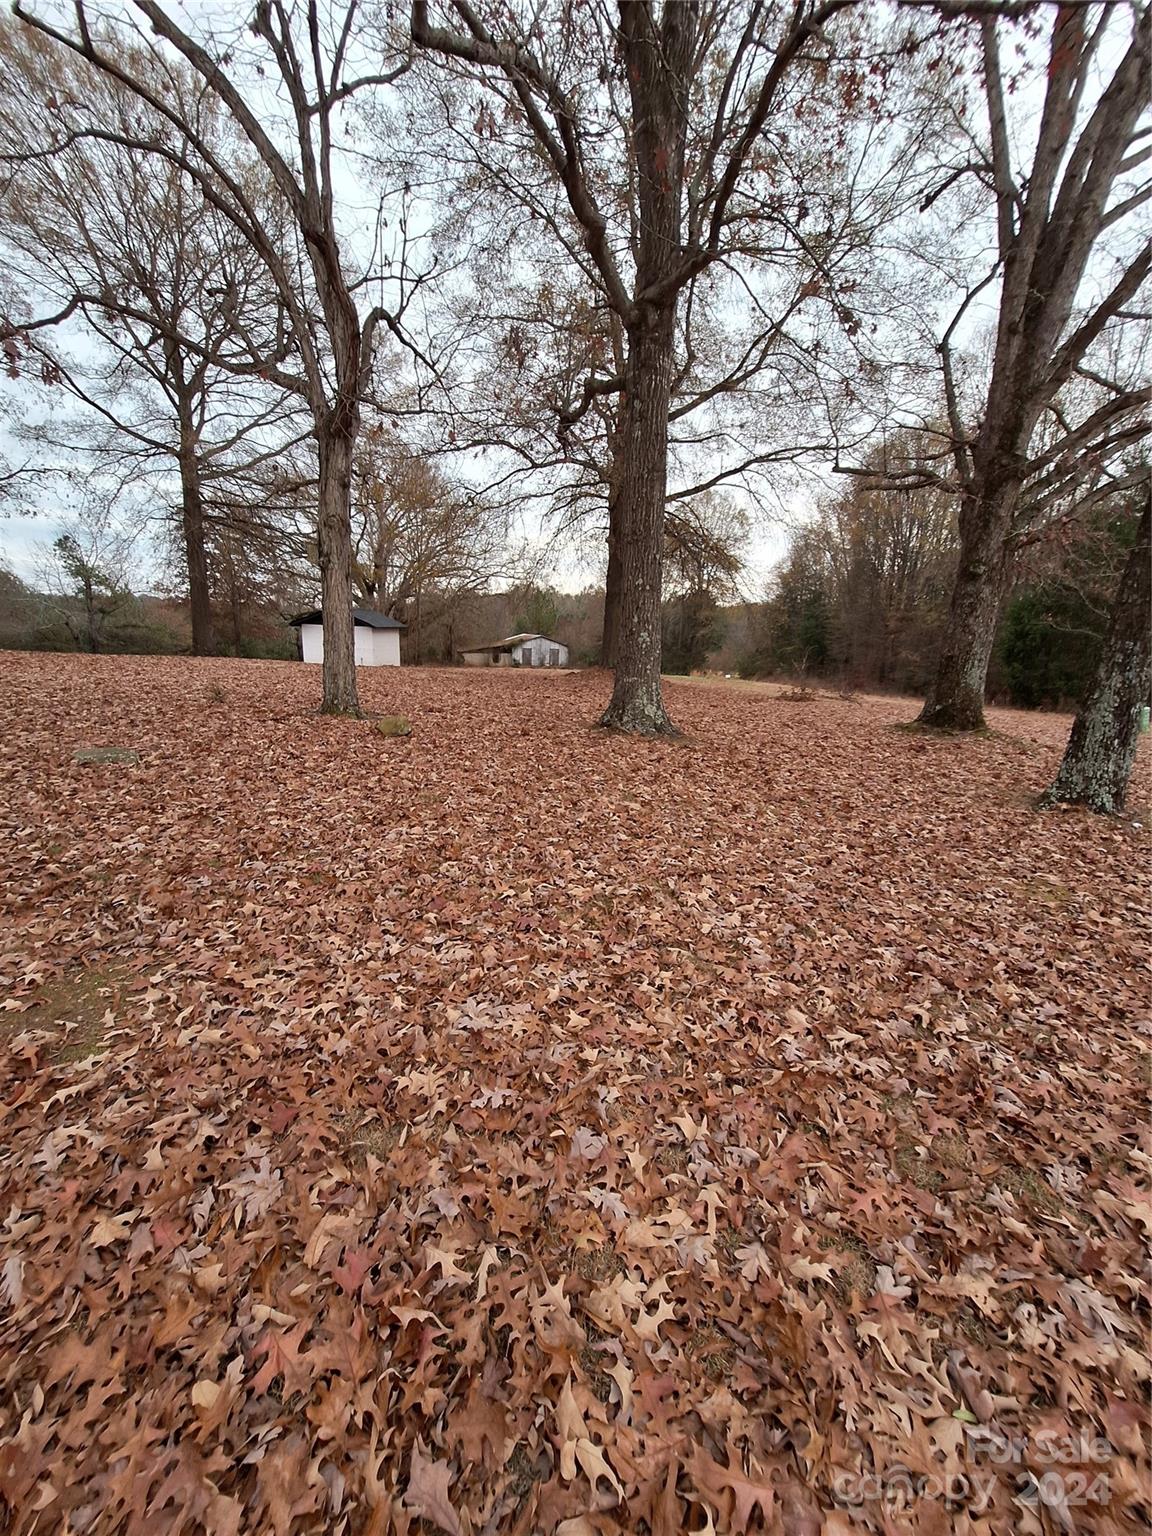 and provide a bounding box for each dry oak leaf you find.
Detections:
[332,1244,374,1296]
[584,1273,646,1332]
[449,1388,508,1466]
[689,1446,776,1535]
[556,1374,587,1477]
[250,1320,313,1398]
[788,1256,835,1284]
[403,1439,463,1536]
[671,1110,708,1144]
[424,1242,471,1287]
[303,1210,358,1269]
[734,1242,773,1282]
[574,1438,623,1500]
[635,1292,678,1343]
[193,1262,227,1296]
[191,1355,244,1430]
[2,1253,25,1309]
[935,1270,1001,1317]
[88,1210,137,1247]
[258,1434,324,1536]
[531,1275,586,1355]
[555,1376,623,1496]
